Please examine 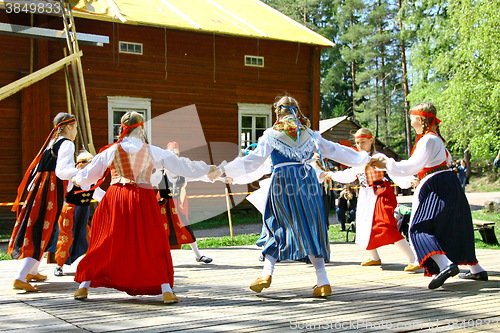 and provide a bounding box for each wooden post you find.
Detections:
[0,51,83,101]
[225,187,234,240]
